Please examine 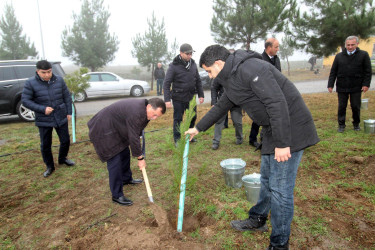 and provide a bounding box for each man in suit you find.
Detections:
[249,38,281,148]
